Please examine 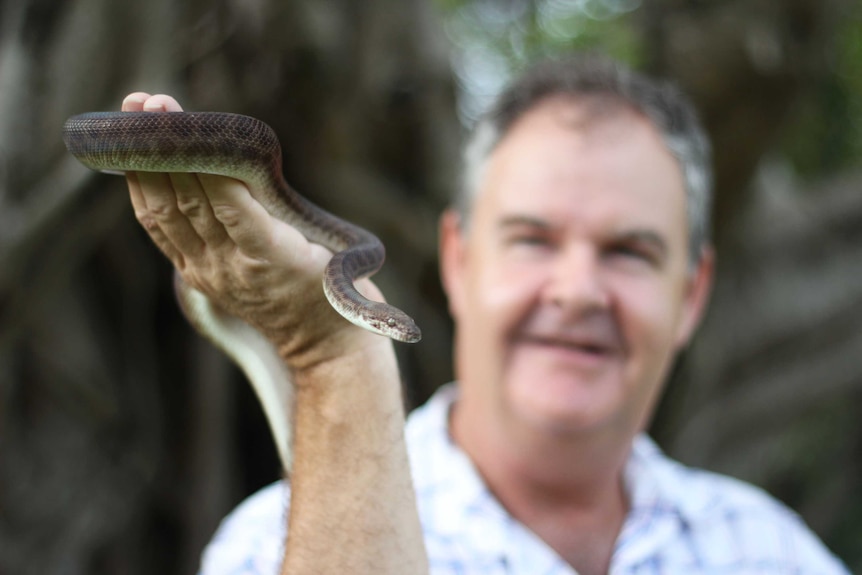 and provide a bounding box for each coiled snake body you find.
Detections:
[63,111,421,470]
